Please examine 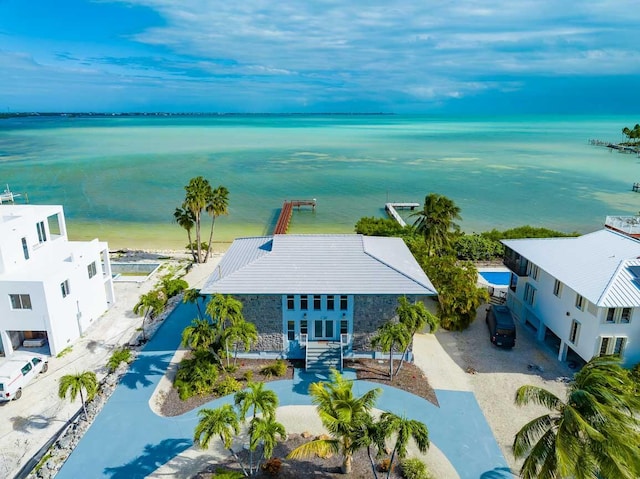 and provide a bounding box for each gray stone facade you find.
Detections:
[235,293,423,355]
[234,294,283,352]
